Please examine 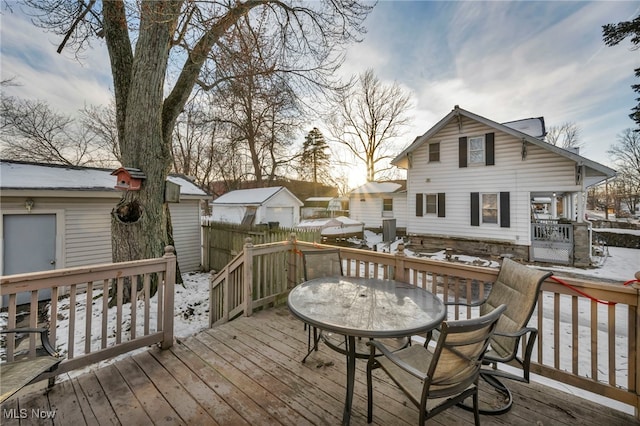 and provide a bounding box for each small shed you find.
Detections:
[0,160,210,277]
[348,181,407,229]
[211,186,303,228]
